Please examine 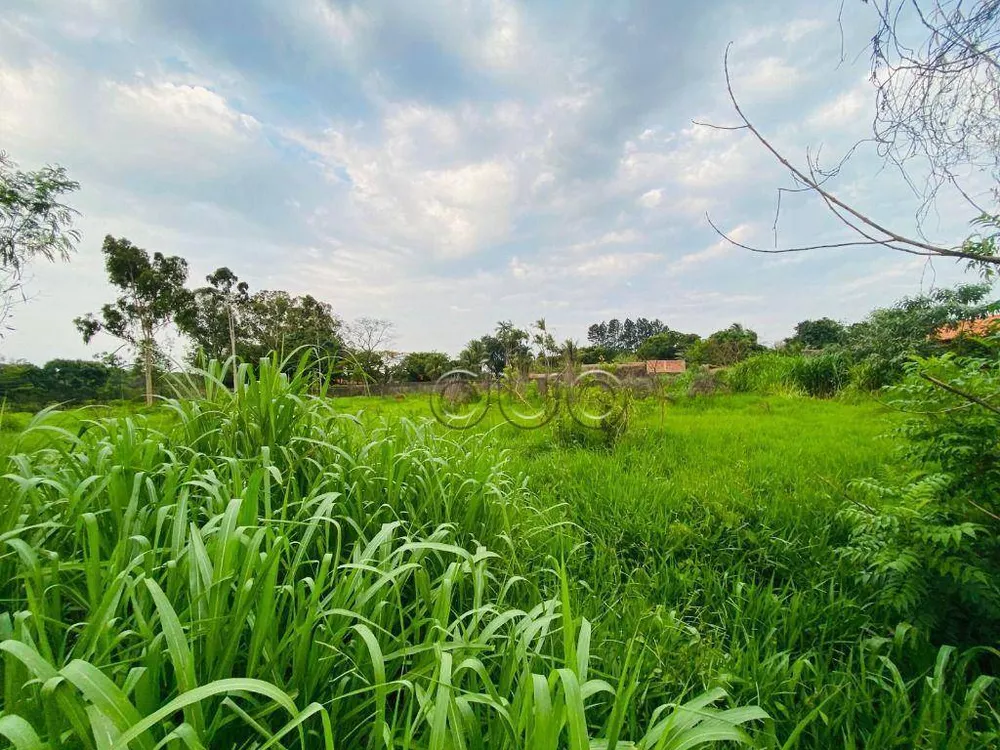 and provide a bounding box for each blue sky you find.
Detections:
[0,0,981,363]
